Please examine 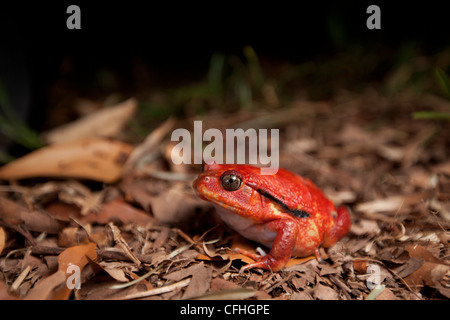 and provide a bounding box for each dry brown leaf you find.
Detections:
[150,184,201,224]
[164,263,201,282]
[54,242,98,300]
[121,179,155,211]
[24,270,67,300]
[93,198,153,226]
[0,280,17,300]
[0,137,133,183]
[45,198,152,227]
[404,262,449,291]
[55,181,106,215]
[58,227,83,247]
[403,245,450,296]
[395,258,424,278]
[339,124,373,145]
[57,242,98,273]
[45,202,82,221]
[108,222,141,267]
[0,227,5,255]
[122,117,175,174]
[210,278,240,292]
[406,244,446,265]
[355,193,429,214]
[0,196,63,234]
[25,243,97,300]
[42,98,137,144]
[374,288,400,300]
[401,126,436,167]
[313,283,339,300]
[350,219,381,236]
[182,263,213,299]
[433,161,450,176]
[101,266,130,283]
